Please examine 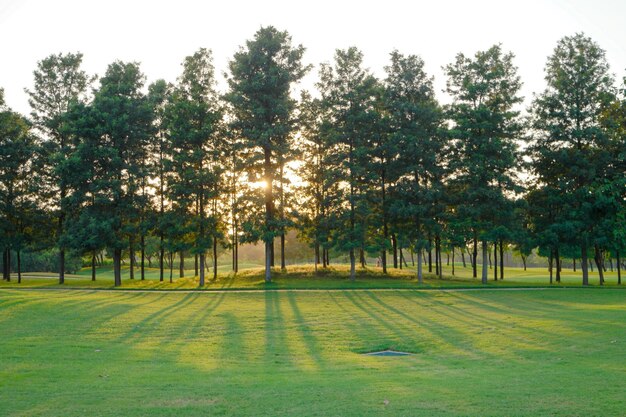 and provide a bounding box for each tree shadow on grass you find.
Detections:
[285,292,325,369]
[264,291,293,368]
